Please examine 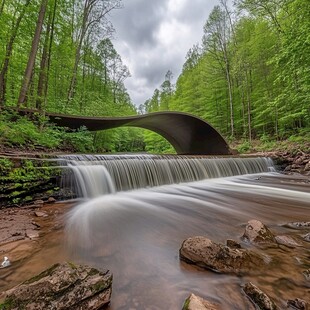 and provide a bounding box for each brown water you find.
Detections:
[1,173,310,309]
